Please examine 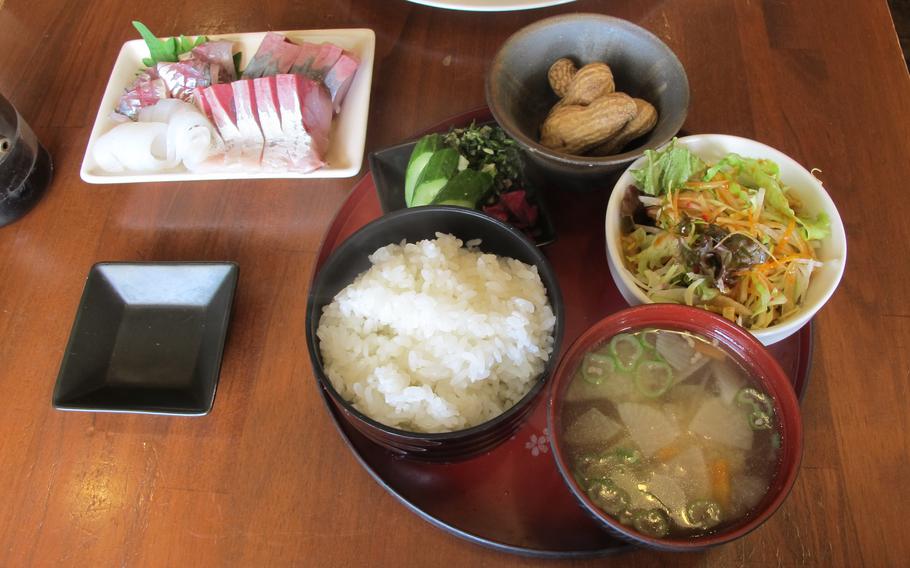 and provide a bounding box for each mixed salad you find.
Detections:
[405,123,540,236]
[620,140,831,330]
